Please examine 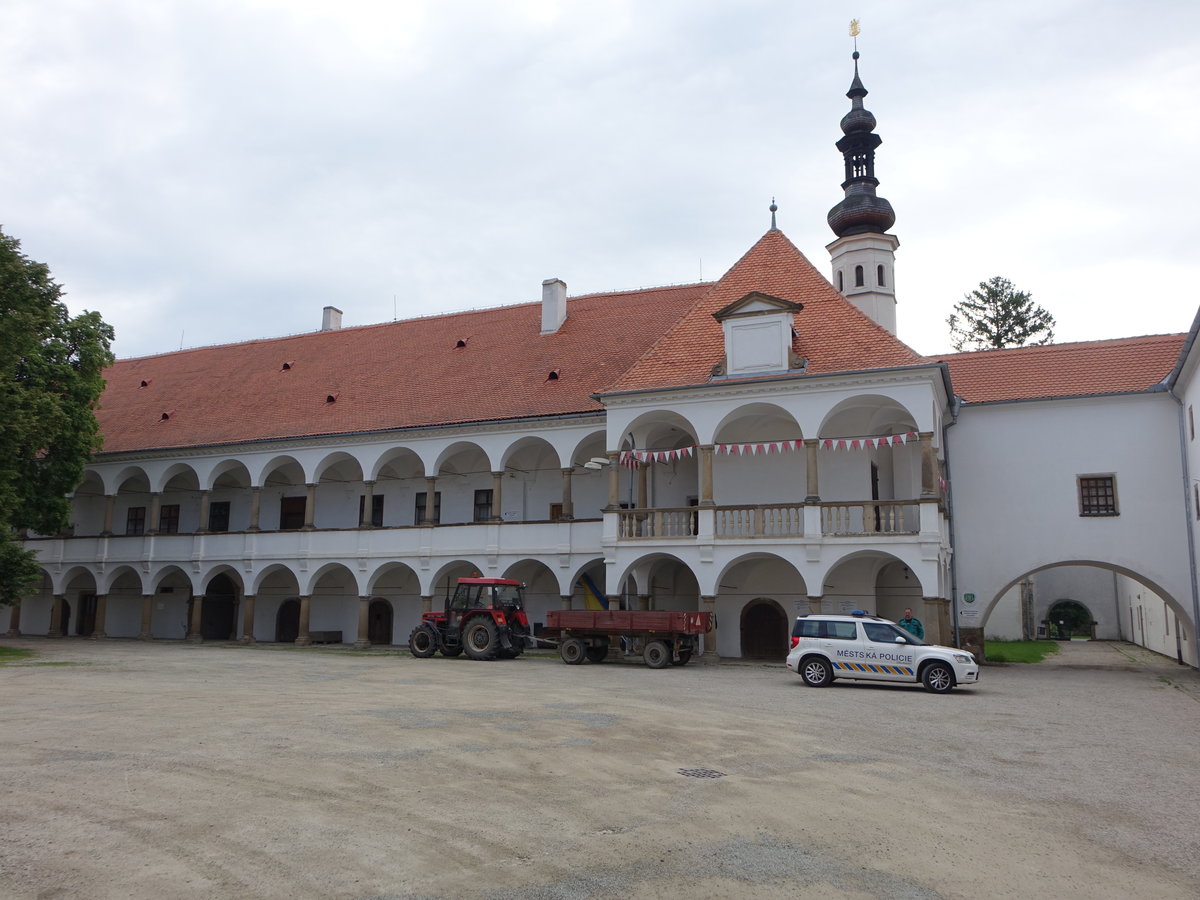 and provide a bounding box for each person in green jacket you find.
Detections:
[897,608,925,640]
